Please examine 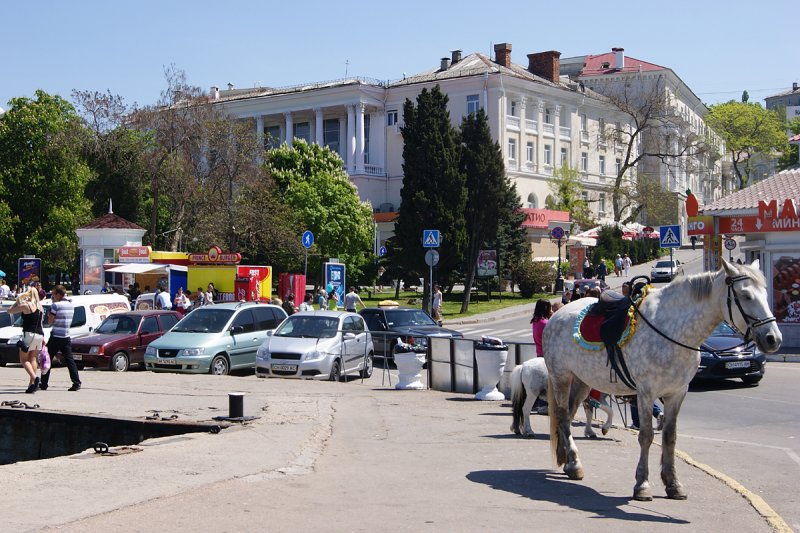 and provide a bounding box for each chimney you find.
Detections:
[440,57,451,71]
[494,43,512,68]
[227,82,235,91]
[612,47,625,70]
[527,51,562,83]
[451,49,462,64]
[794,82,799,92]
[211,86,219,100]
